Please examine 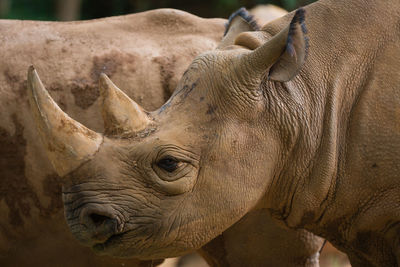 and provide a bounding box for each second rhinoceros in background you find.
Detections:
[250,4,288,26]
